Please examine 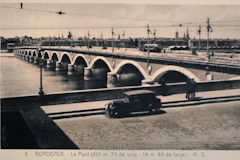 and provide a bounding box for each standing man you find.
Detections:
[160,78,167,96]
[190,79,196,99]
[185,78,191,99]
